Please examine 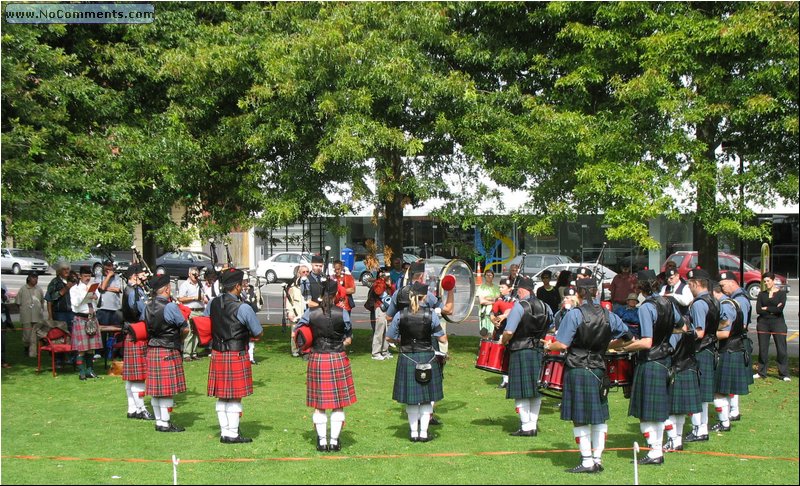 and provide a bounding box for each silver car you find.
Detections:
[1,248,50,275]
